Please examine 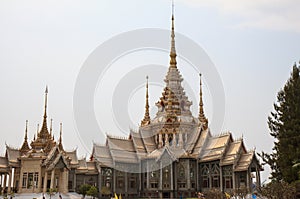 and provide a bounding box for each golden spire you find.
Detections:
[44,86,48,118]
[169,0,177,68]
[141,76,151,126]
[58,122,64,151]
[25,120,28,140]
[20,120,30,153]
[199,74,208,129]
